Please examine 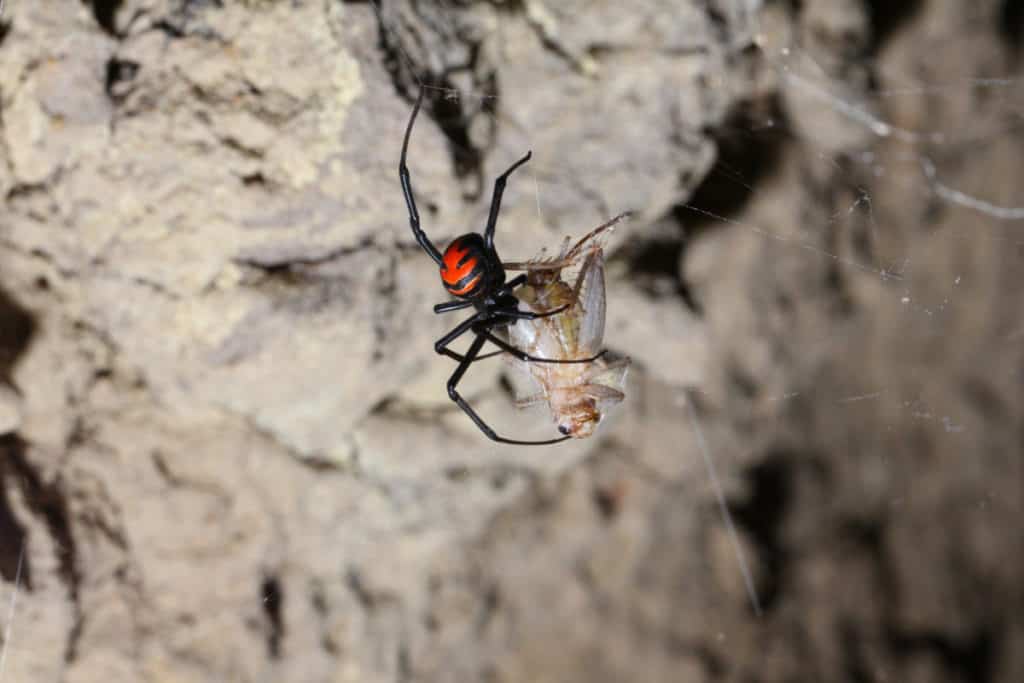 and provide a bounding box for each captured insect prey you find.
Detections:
[503,215,631,438]
[399,86,616,446]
